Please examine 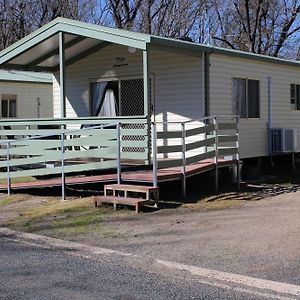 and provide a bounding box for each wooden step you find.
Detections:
[104,184,159,201]
[94,196,152,213]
